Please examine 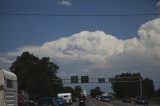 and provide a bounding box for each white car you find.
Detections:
[58,93,72,104]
